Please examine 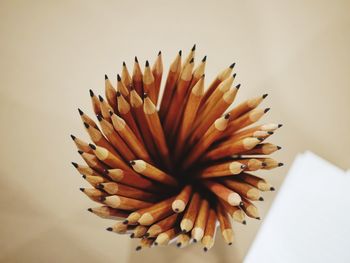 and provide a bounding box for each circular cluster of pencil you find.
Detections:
[71,45,283,252]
